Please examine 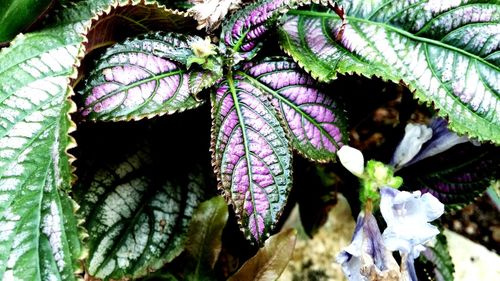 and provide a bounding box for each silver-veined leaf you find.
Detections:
[279,0,500,143]
[240,57,346,162]
[0,14,86,281]
[211,74,292,244]
[0,1,194,280]
[220,0,290,63]
[81,32,221,121]
[77,147,206,280]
